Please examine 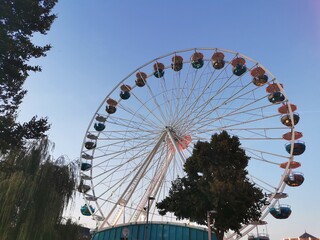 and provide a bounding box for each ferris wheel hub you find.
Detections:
[164,126,192,152]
